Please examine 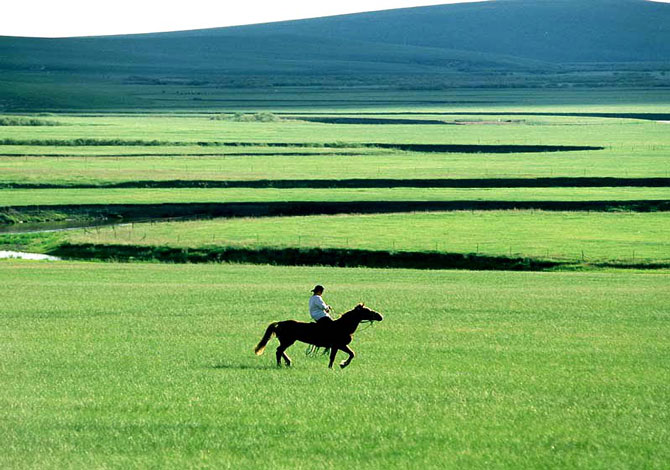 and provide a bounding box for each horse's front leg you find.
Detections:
[339,345,355,369]
[328,347,339,368]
